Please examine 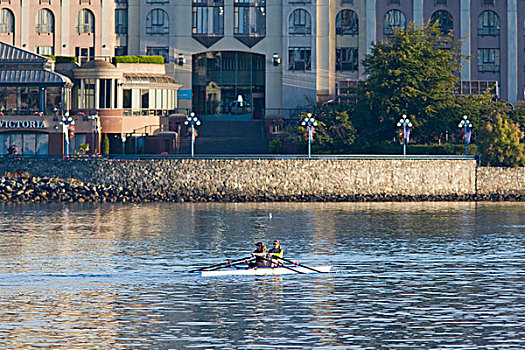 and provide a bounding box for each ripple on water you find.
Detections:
[0,202,524,349]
